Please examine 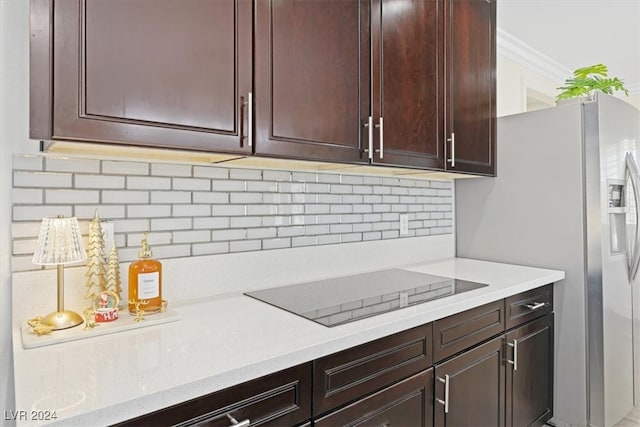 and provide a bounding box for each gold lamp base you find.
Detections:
[42,310,84,330]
